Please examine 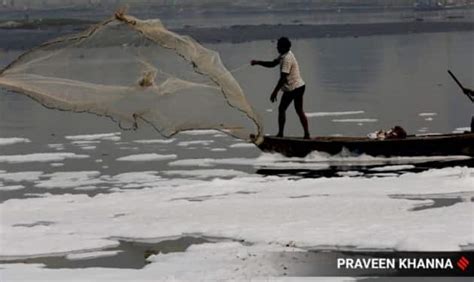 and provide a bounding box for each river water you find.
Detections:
[0,8,473,280]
